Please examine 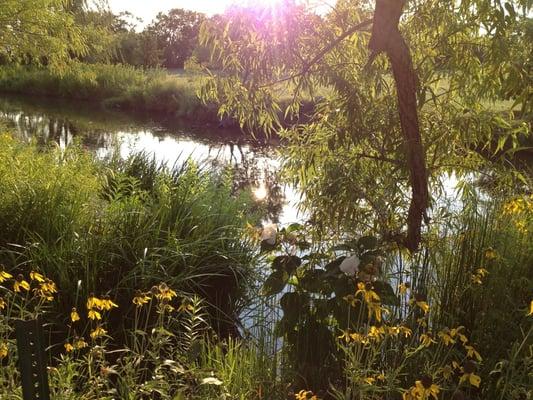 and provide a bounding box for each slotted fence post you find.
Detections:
[14,316,51,400]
